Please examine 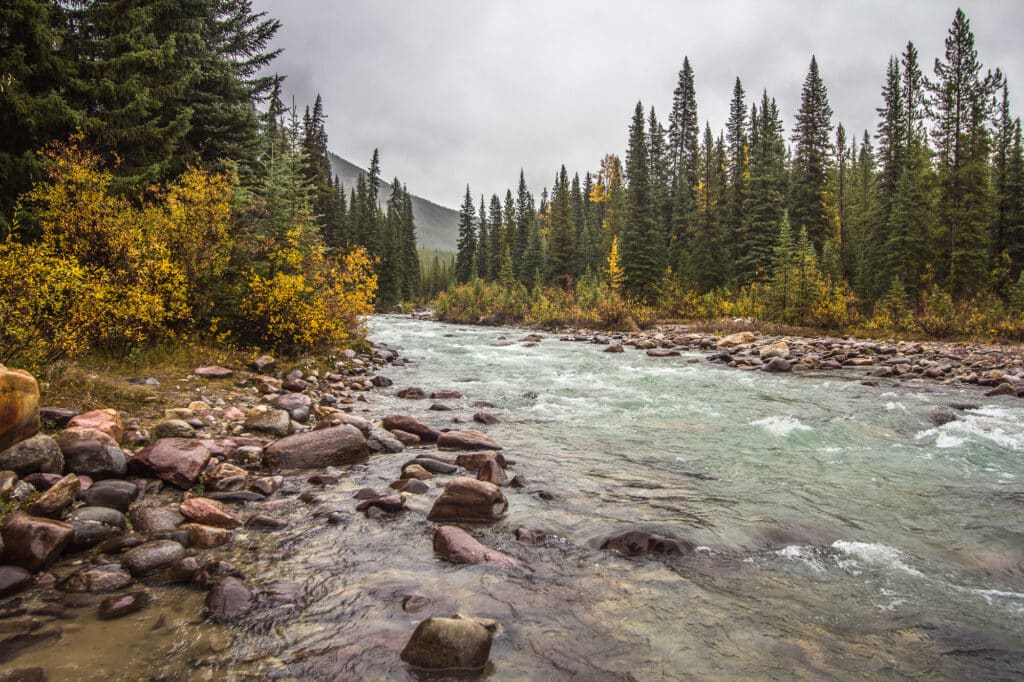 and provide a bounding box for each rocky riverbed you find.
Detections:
[1,315,1023,680]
